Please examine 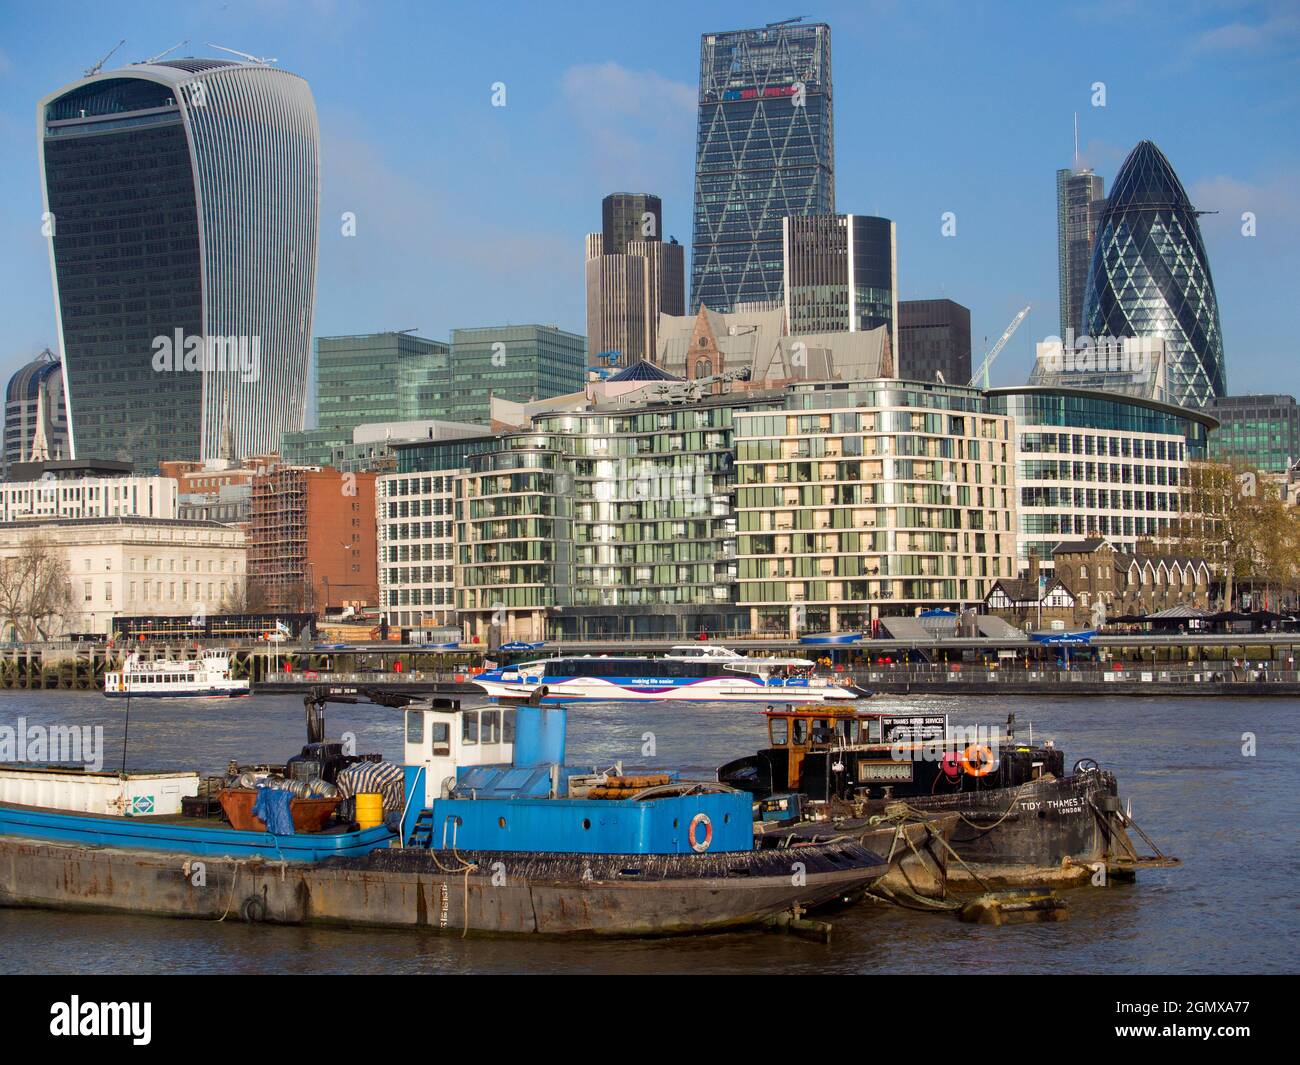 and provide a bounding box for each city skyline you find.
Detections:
[1,2,1297,398]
